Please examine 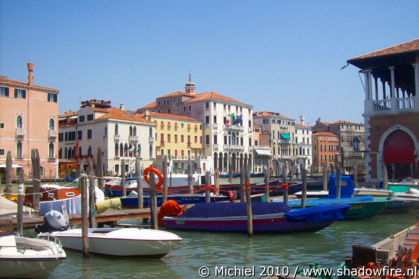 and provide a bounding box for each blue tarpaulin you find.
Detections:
[178,202,290,218]
[328,175,354,198]
[285,204,351,222]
